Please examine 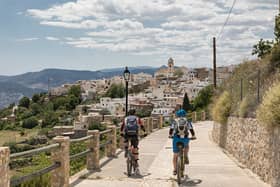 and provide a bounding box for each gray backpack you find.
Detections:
[175,117,189,138]
[124,116,139,136]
